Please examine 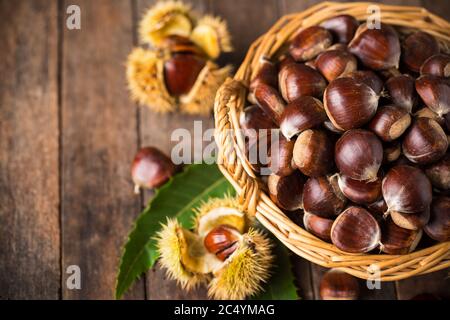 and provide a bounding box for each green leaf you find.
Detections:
[115,164,234,299]
[252,237,299,300]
